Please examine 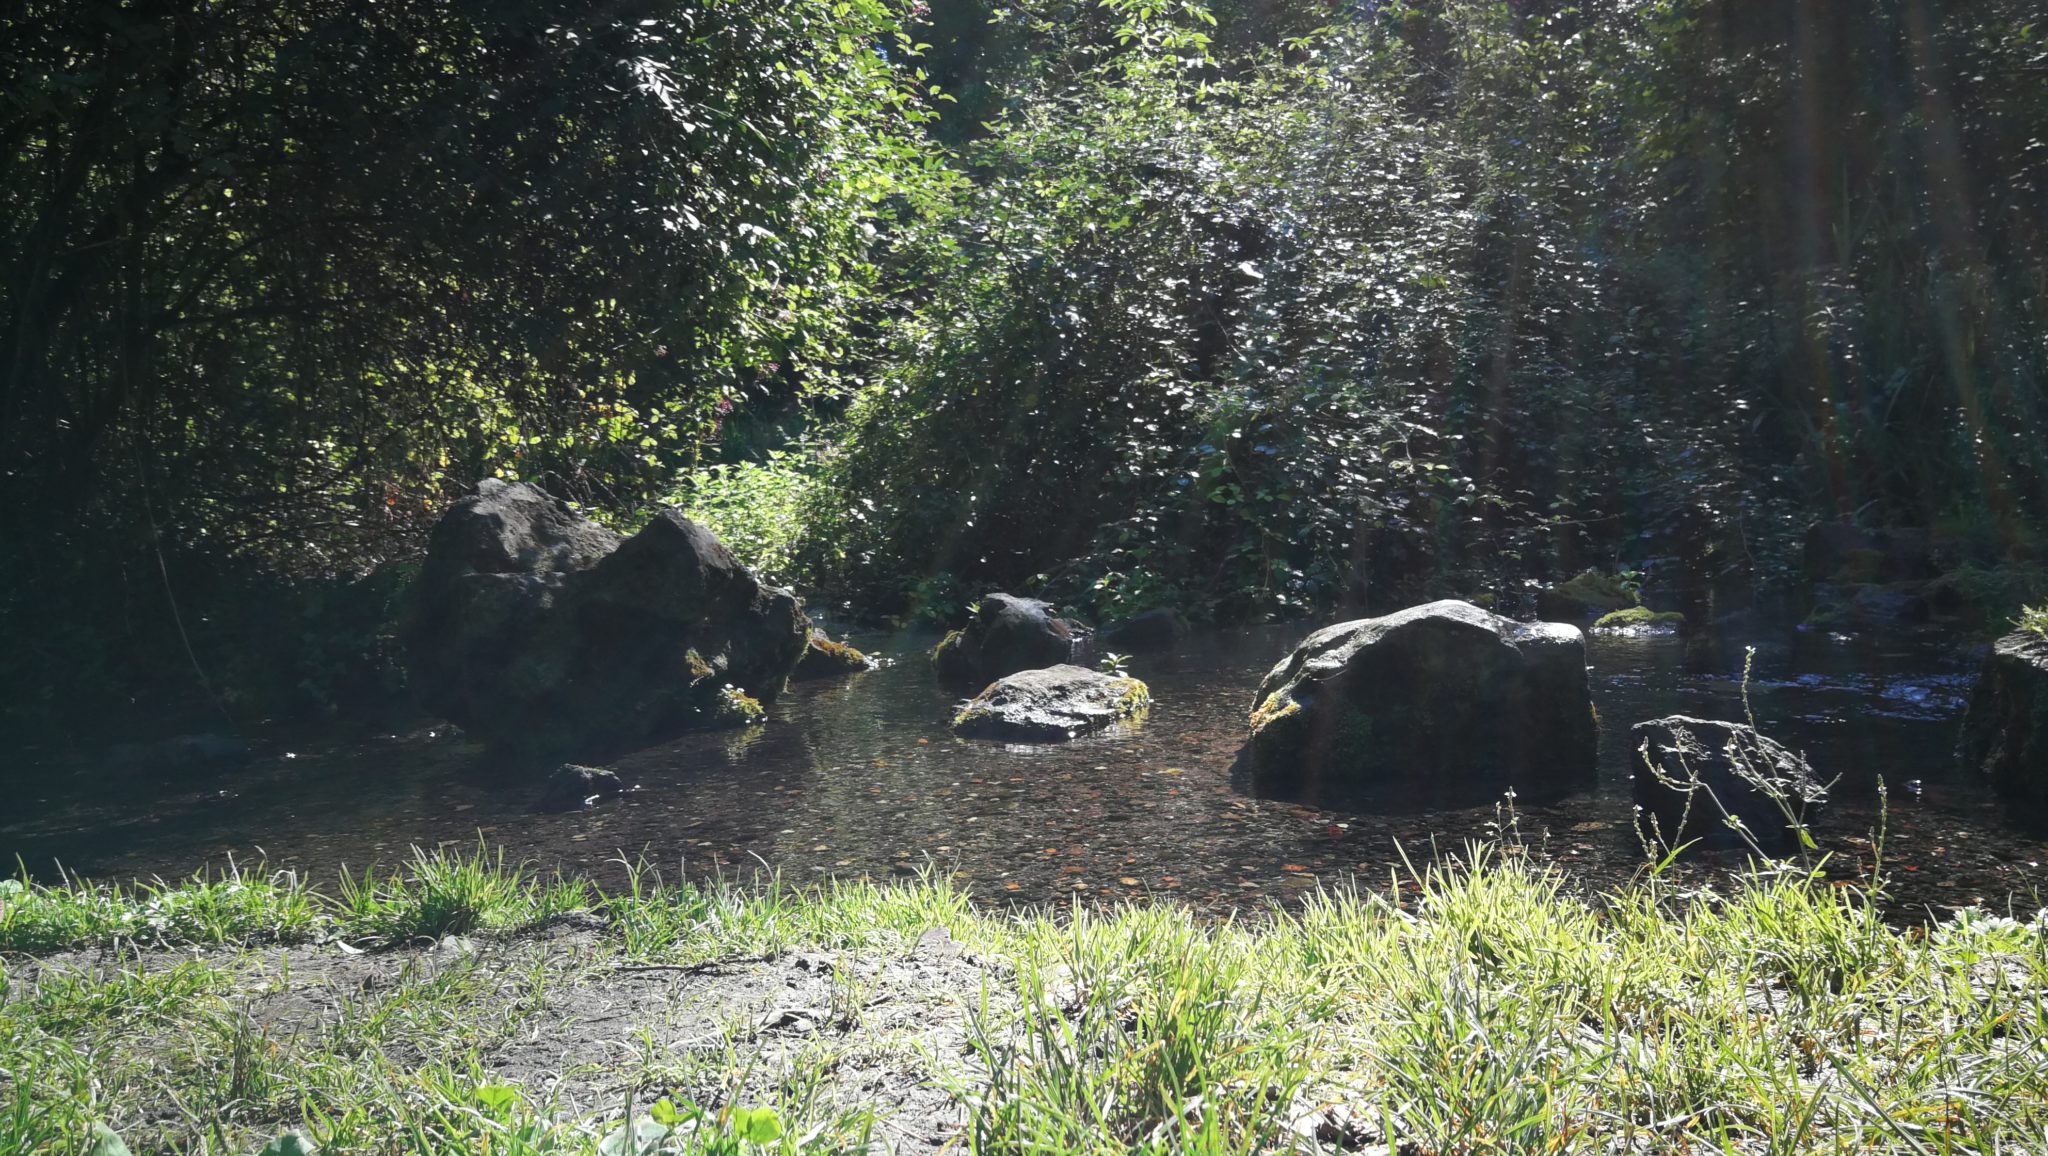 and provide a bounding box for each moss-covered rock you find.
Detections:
[703,685,766,728]
[1244,600,1596,808]
[951,665,1149,741]
[1535,570,1638,622]
[793,634,873,680]
[1592,606,1686,632]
